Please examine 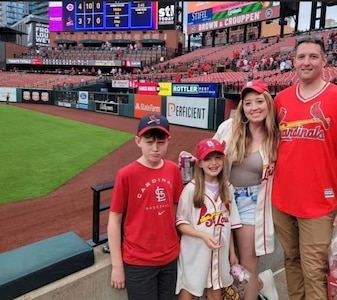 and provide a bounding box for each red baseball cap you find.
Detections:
[137,114,170,136]
[196,138,225,160]
[241,80,269,98]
